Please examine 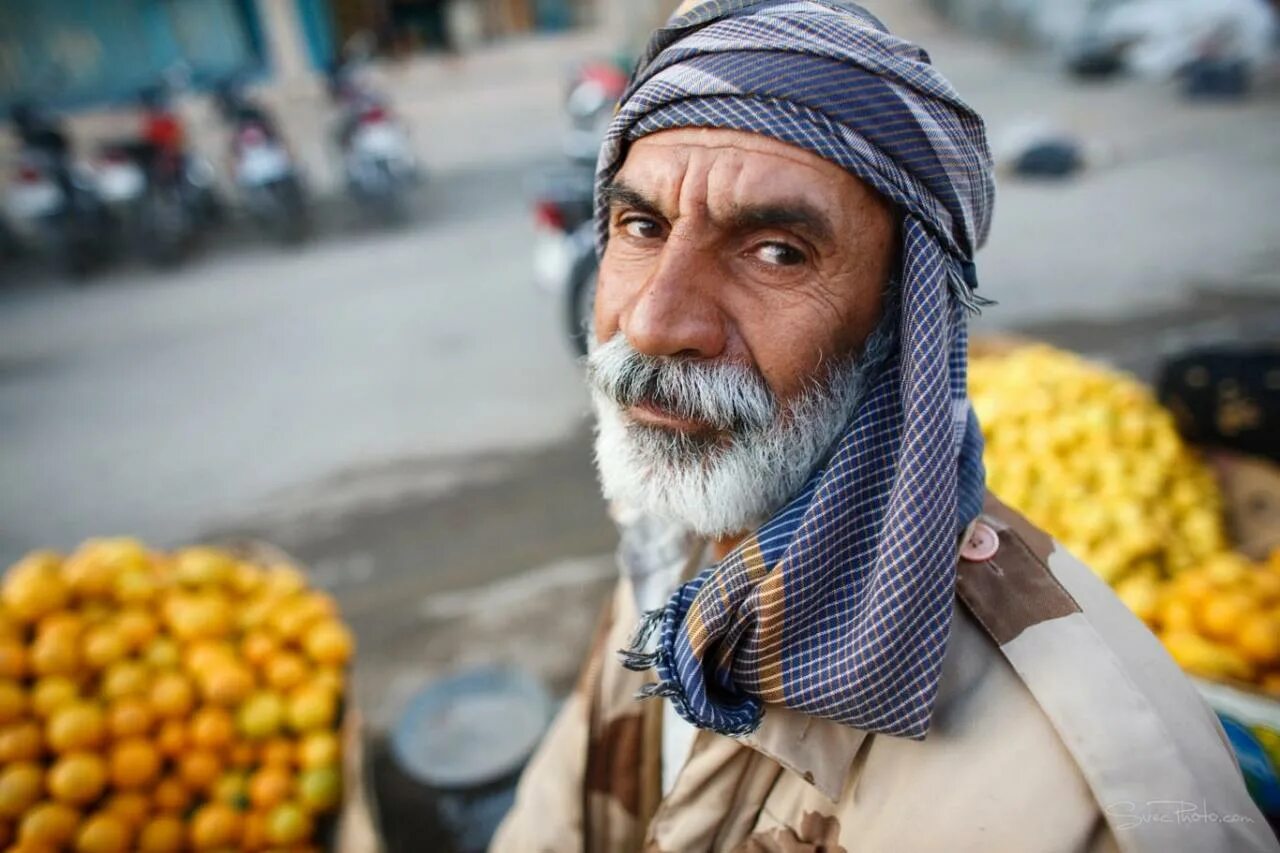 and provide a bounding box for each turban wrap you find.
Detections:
[603,0,995,739]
